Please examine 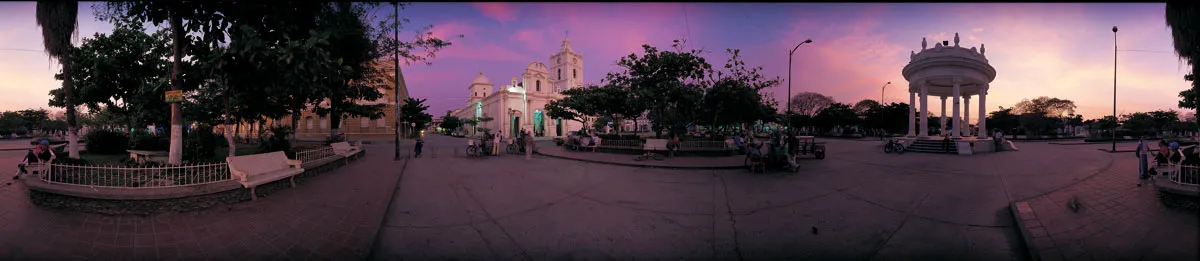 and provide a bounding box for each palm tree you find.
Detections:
[1167,3,1200,129]
[36,1,80,158]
